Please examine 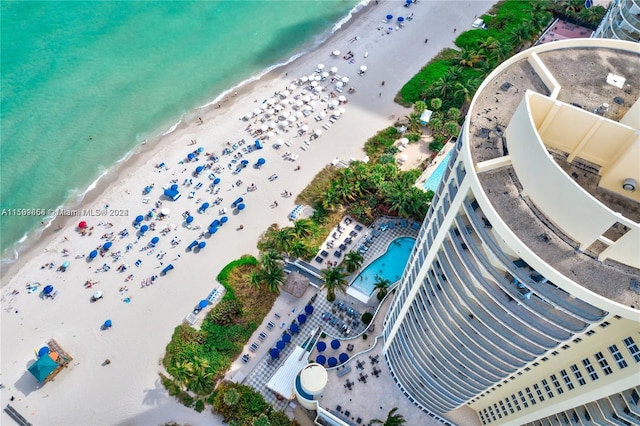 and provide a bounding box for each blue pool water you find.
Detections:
[423,150,454,192]
[350,237,416,296]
